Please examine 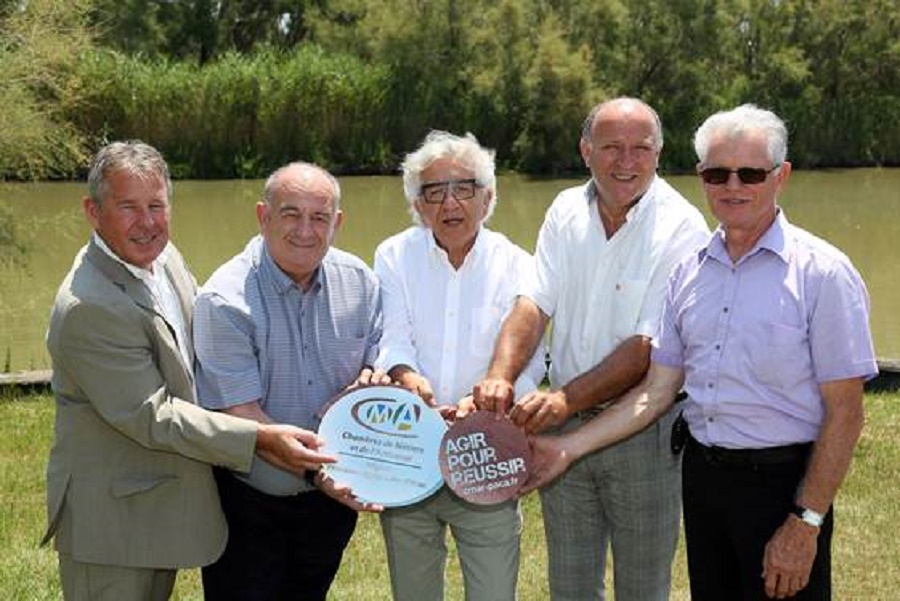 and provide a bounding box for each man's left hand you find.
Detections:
[509,390,569,434]
[517,434,575,496]
[313,470,384,513]
[762,514,819,598]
